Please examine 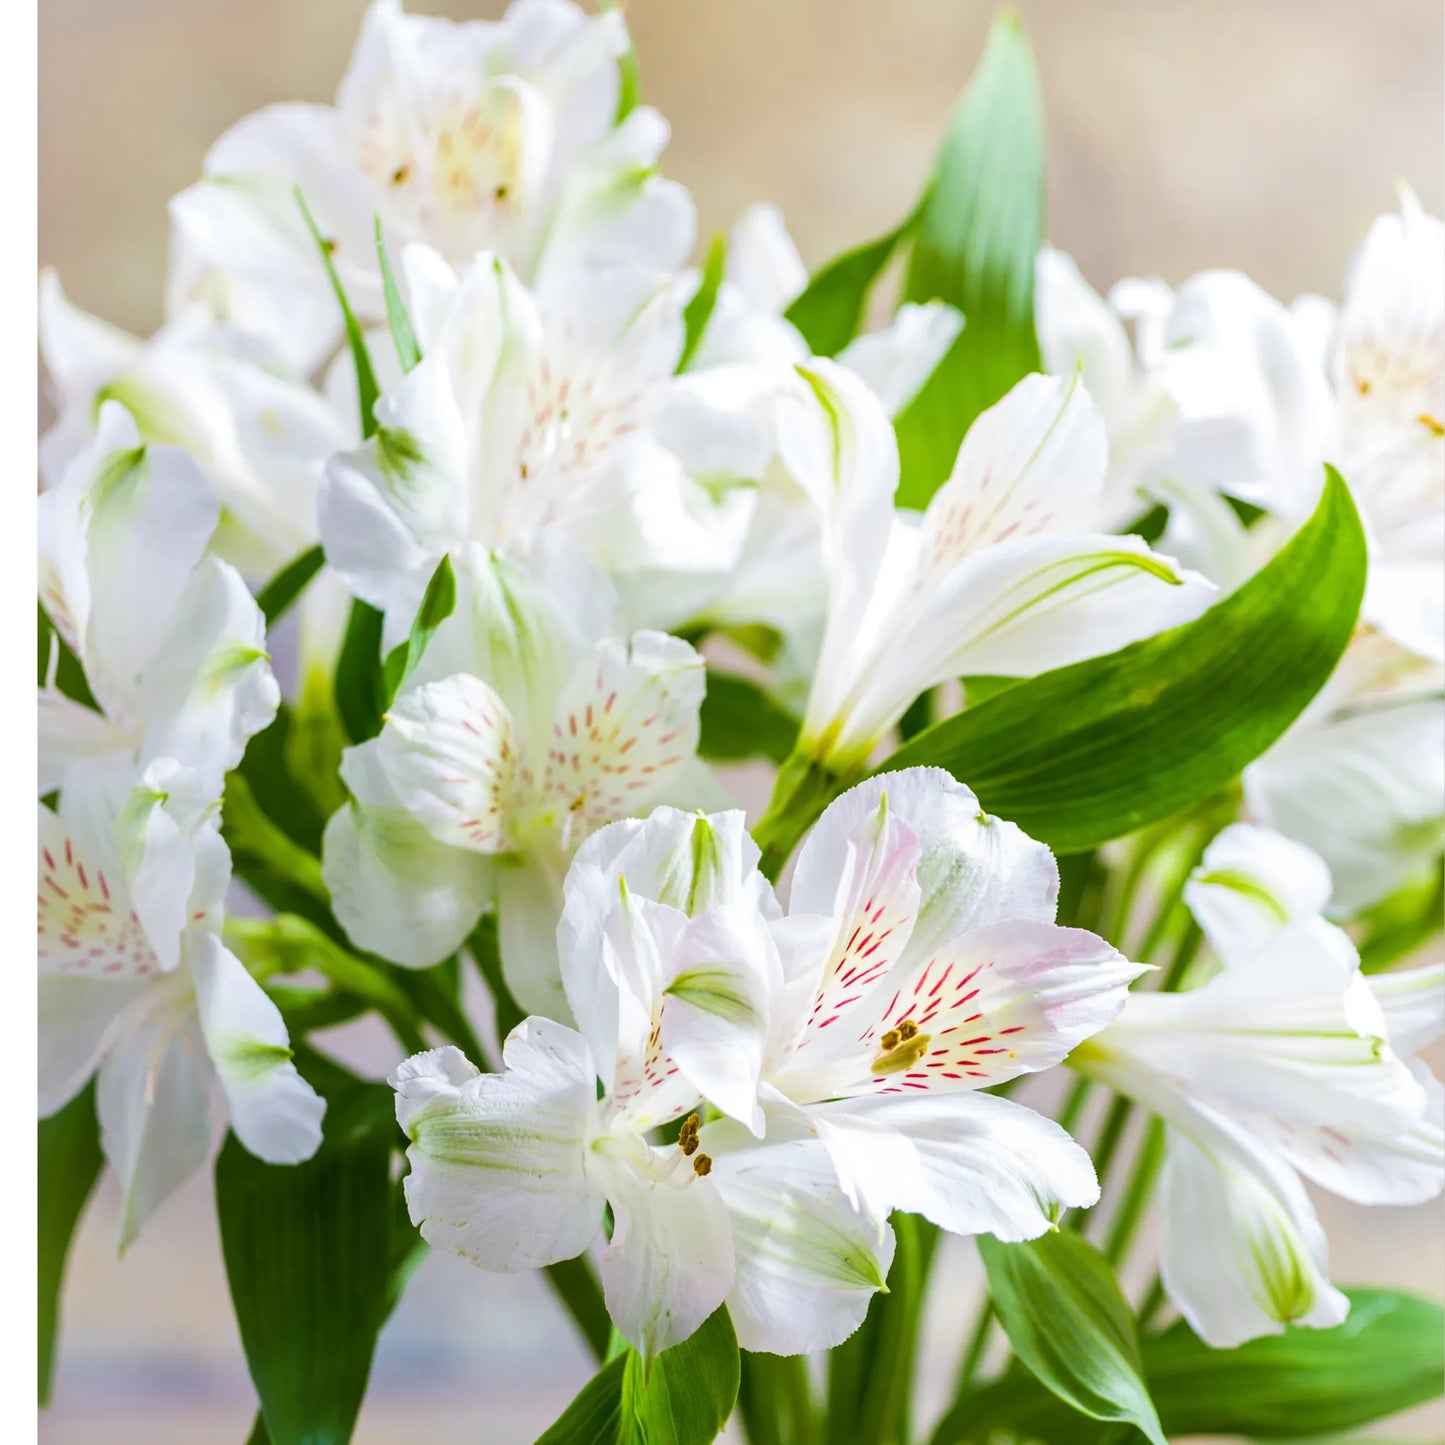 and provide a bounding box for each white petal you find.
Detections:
[1097,920,1424,1134]
[377,673,519,852]
[1158,1106,1348,1348]
[38,974,144,1116]
[809,1090,1099,1240]
[39,269,140,399]
[393,1027,604,1272]
[838,302,964,418]
[191,935,324,1164]
[96,989,215,1249]
[1184,822,1334,968]
[660,906,778,1135]
[795,769,1059,964]
[594,1141,734,1364]
[1245,693,1445,914]
[496,853,571,1023]
[1369,963,1445,1055]
[535,631,706,836]
[323,743,493,968]
[725,203,806,313]
[704,1117,893,1355]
